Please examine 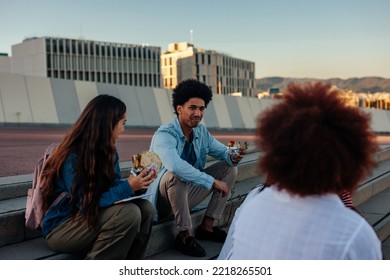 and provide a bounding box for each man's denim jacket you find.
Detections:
[146,117,237,220]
